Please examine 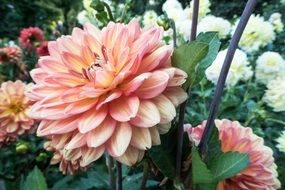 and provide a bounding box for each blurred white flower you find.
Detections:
[255,51,285,84]
[281,0,285,5]
[206,49,253,86]
[185,0,211,20]
[176,19,192,41]
[234,15,275,52]
[198,15,231,39]
[263,77,285,112]
[142,10,158,27]
[77,10,91,25]
[276,129,285,153]
[162,0,183,12]
[269,13,284,33]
